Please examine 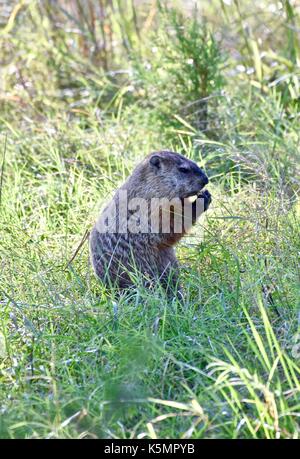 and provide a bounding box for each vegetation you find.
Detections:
[0,0,299,439]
